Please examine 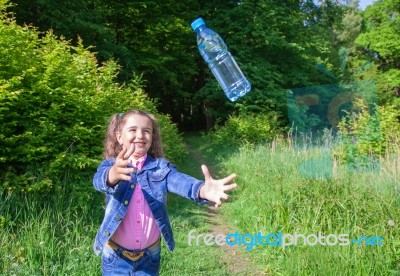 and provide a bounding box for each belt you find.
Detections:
[107,239,160,262]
